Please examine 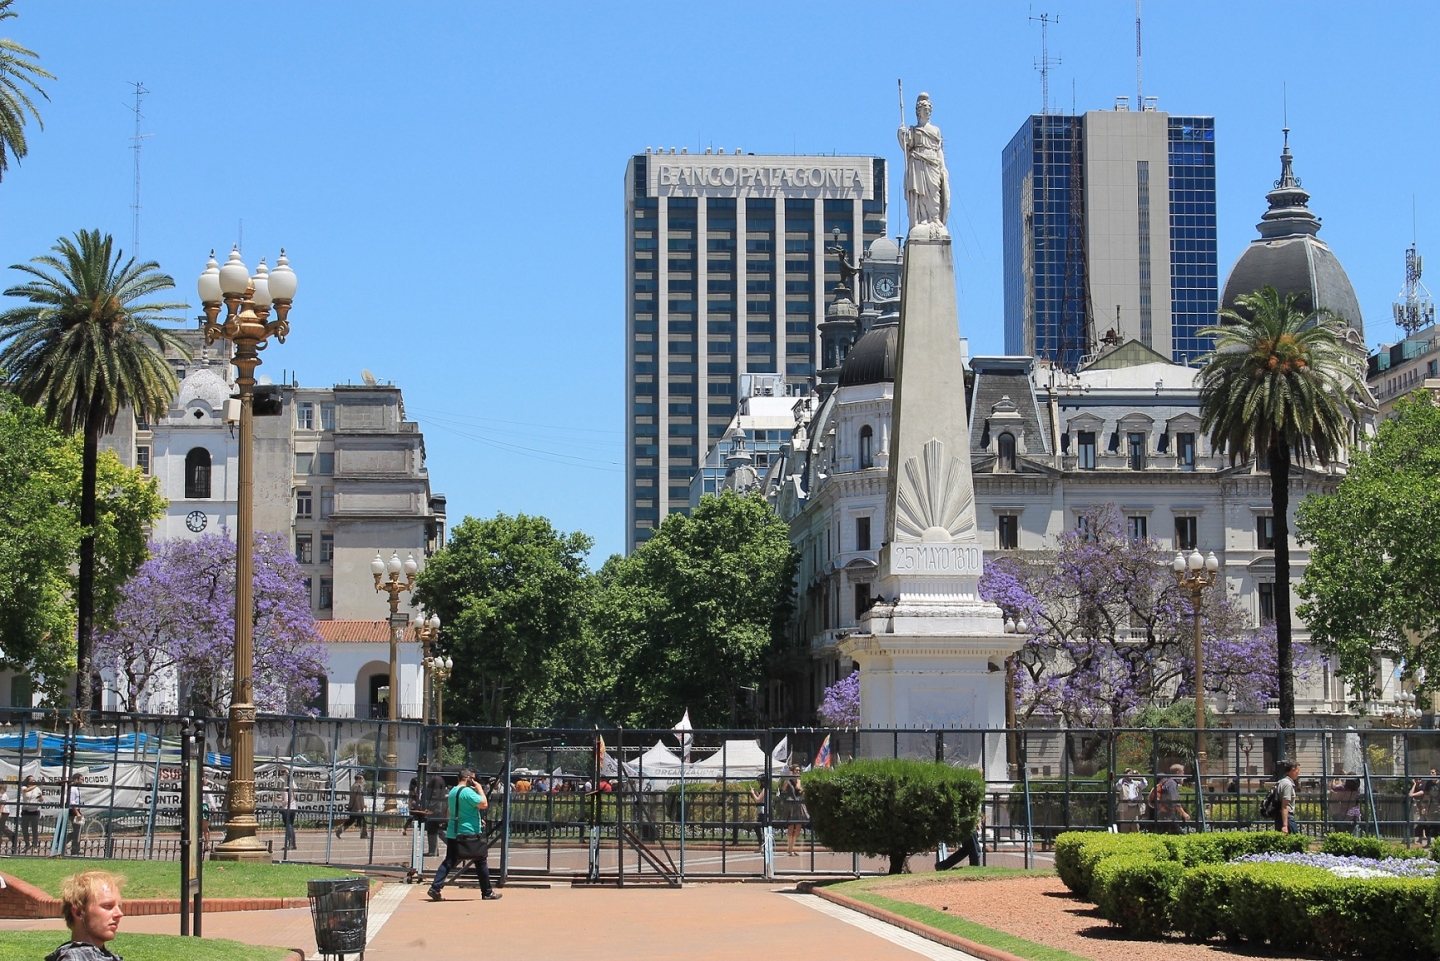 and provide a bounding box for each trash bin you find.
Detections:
[307,877,369,961]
